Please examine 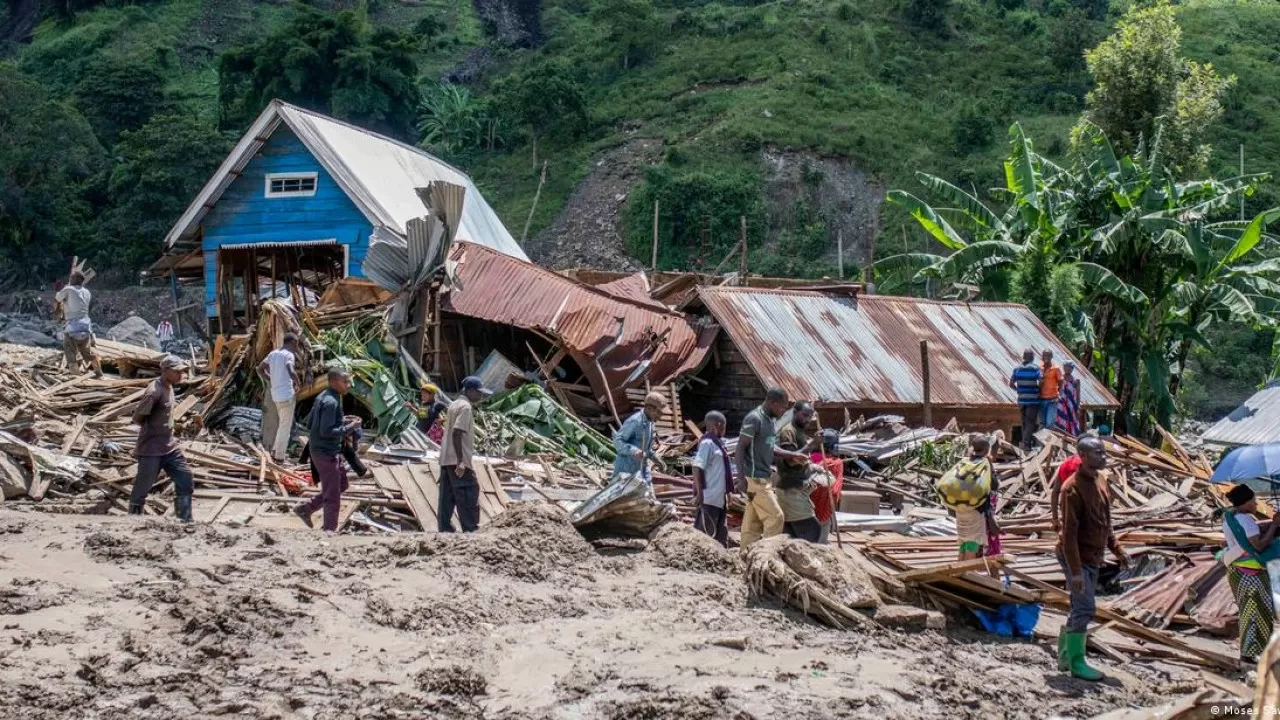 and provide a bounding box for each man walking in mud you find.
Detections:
[1057,435,1128,680]
[736,387,808,550]
[295,368,362,532]
[438,376,492,533]
[129,355,193,522]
